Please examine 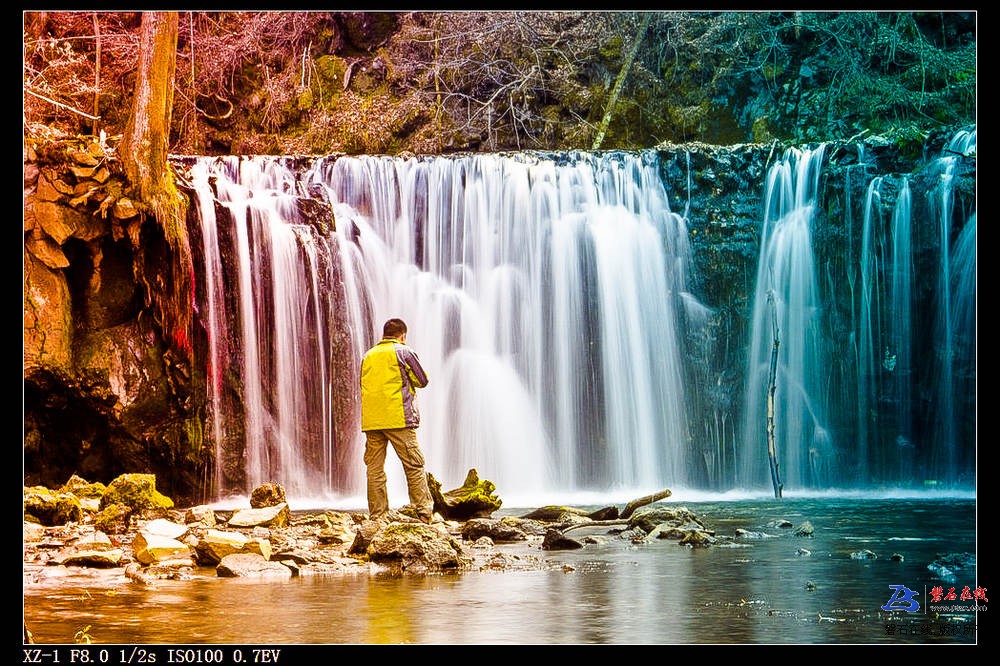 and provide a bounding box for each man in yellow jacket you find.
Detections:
[360,317,435,523]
